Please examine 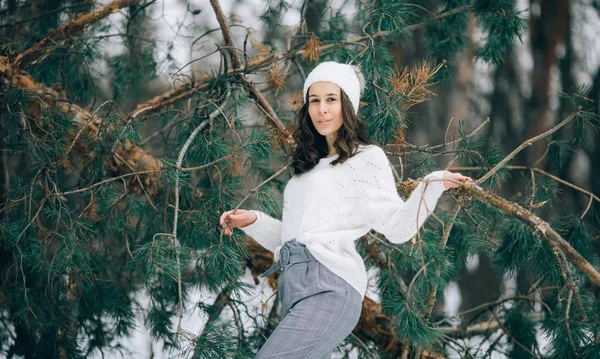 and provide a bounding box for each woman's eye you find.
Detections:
[327,98,336,102]
[310,99,319,103]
